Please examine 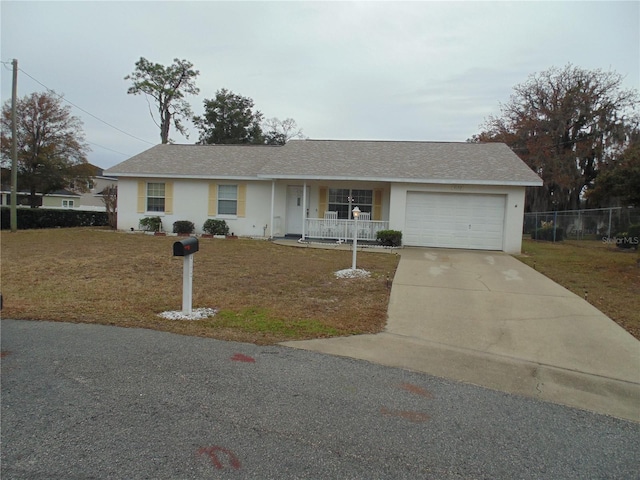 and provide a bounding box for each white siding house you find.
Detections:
[106,140,542,253]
